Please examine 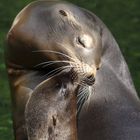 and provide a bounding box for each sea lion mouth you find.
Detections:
[83,75,95,86]
[62,63,96,87]
[67,67,95,87]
